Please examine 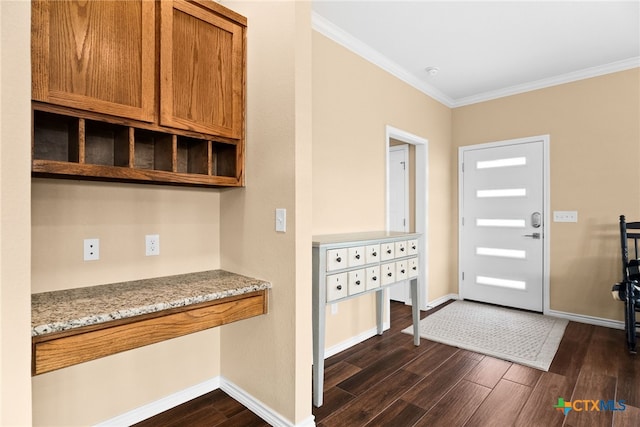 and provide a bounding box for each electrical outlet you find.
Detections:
[145,234,160,256]
[331,303,338,315]
[553,211,578,223]
[83,238,100,261]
